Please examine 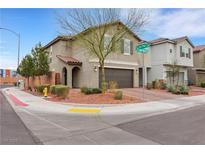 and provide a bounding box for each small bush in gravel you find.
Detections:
[152,80,160,89]
[168,86,175,92]
[114,91,123,100]
[36,84,50,93]
[50,85,56,94]
[201,82,205,88]
[80,86,88,93]
[83,87,102,95]
[109,81,119,91]
[55,85,70,99]
[146,83,152,90]
[179,86,189,95]
[101,81,108,93]
[160,82,167,90]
